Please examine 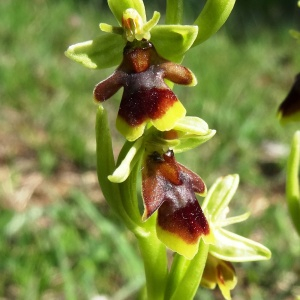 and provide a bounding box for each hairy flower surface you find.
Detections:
[94,40,197,141]
[142,149,214,259]
[200,253,237,300]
